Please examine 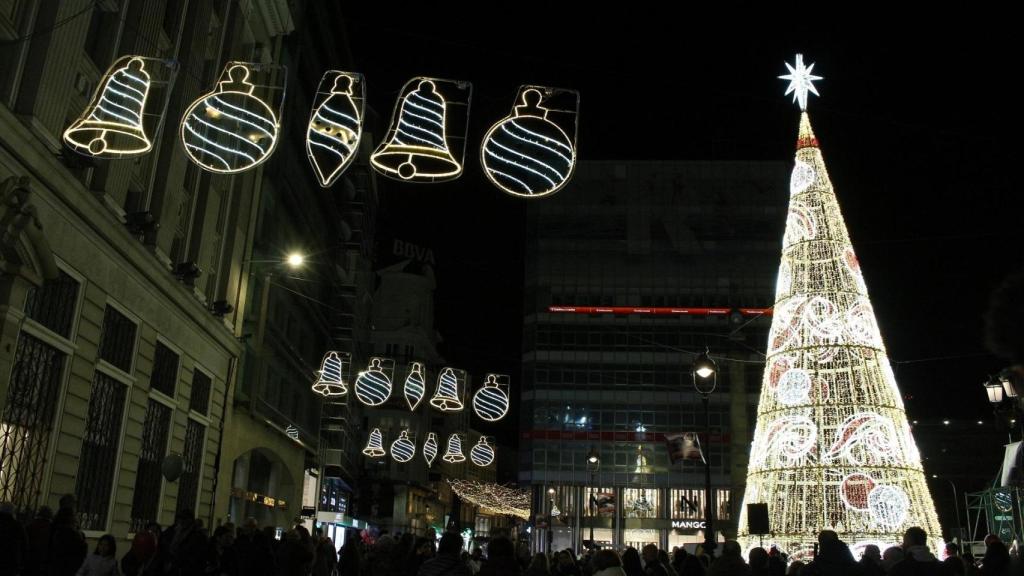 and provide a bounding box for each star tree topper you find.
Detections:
[780,54,822,110]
